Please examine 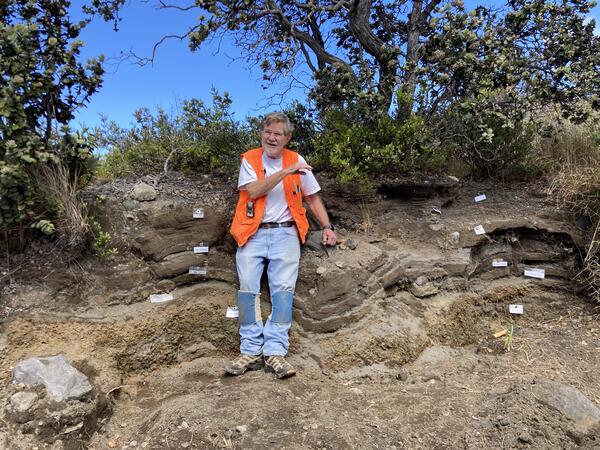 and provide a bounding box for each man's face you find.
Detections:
[261,121,291,158]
